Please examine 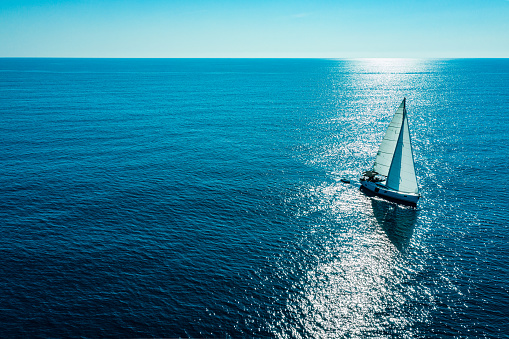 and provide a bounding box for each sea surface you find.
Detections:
[0,58,508,338]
